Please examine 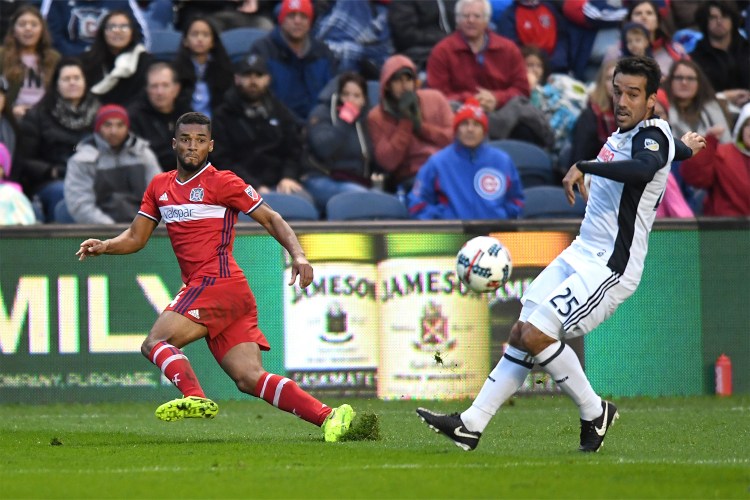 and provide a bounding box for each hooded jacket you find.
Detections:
[64,132,160,223]
[366,55,453,185]
[306,91,375,185]
[679,103,750,216]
